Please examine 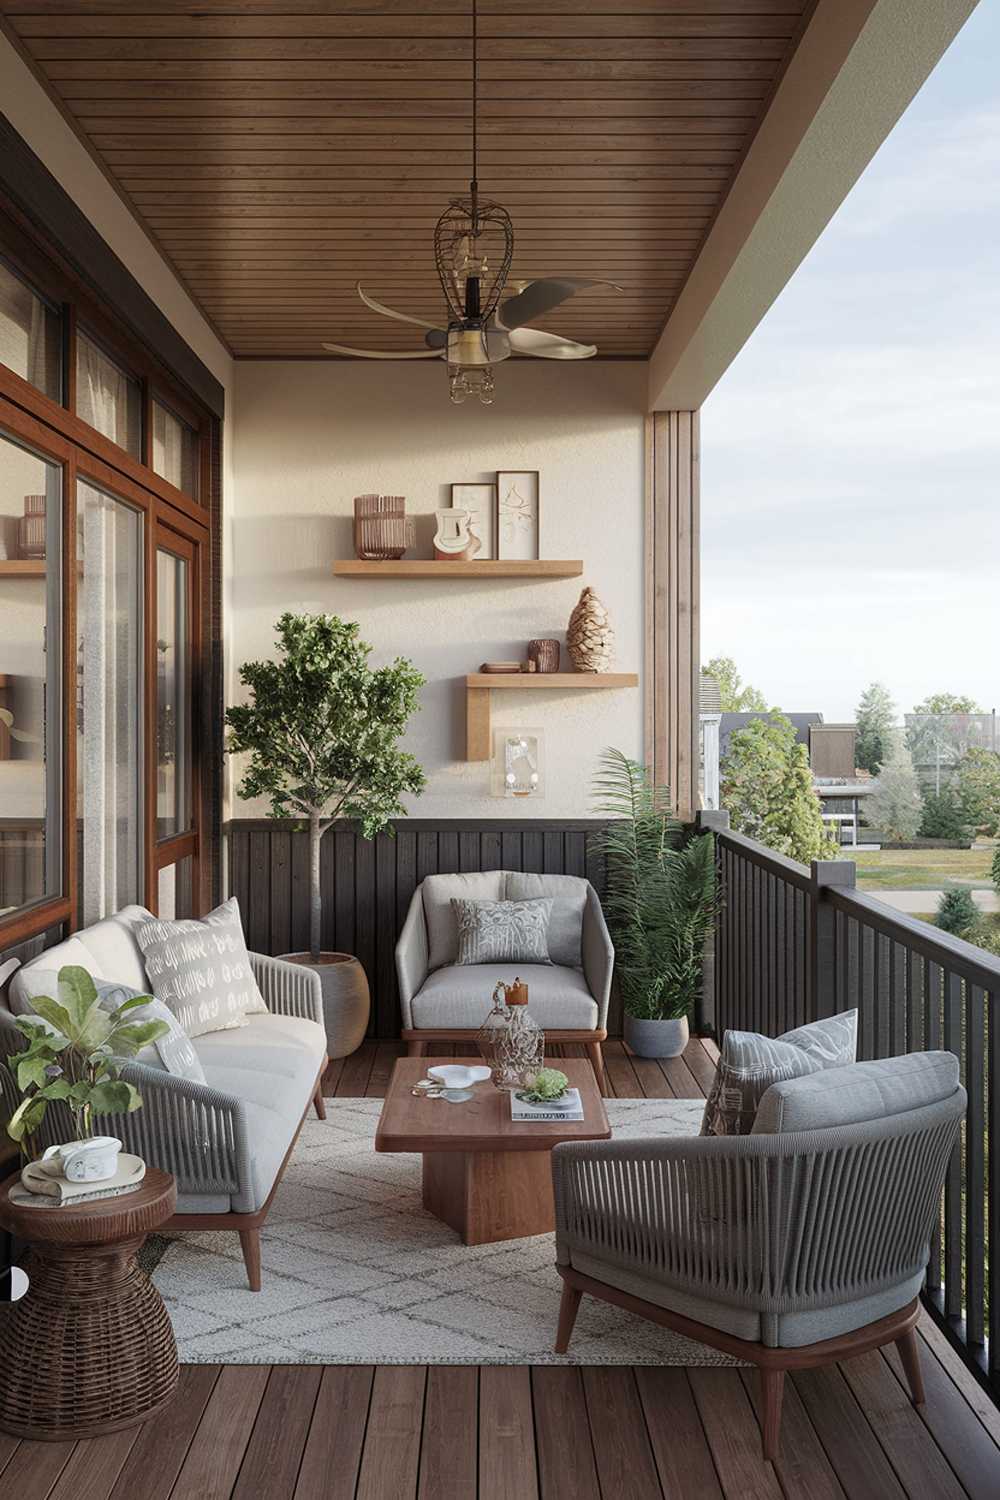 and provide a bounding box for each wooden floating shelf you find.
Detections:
[465,672,639,761]
[333,559,583,579]
[0,560,45,576]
